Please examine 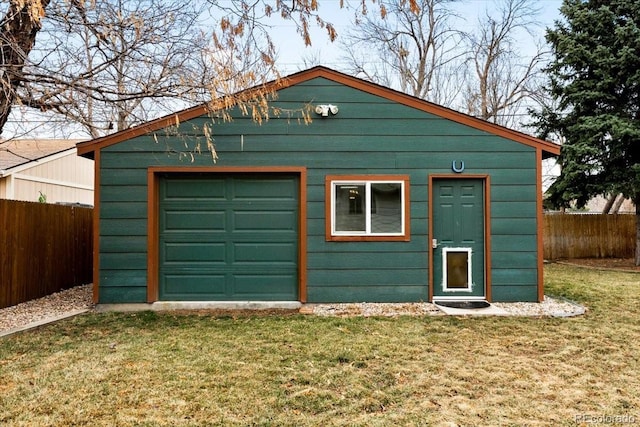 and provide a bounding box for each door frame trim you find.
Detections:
[428,174,492,302]
[147,166,308,303]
